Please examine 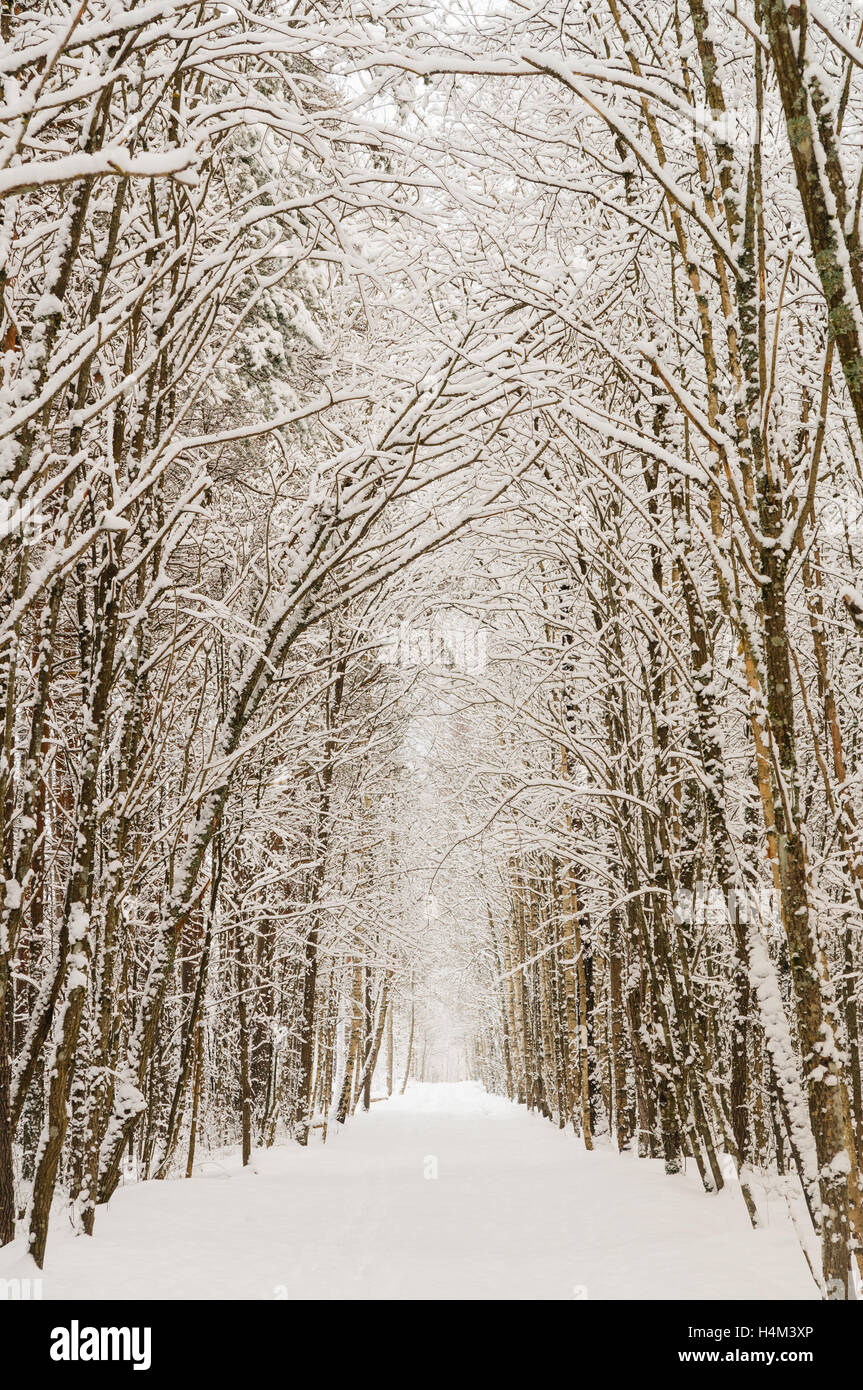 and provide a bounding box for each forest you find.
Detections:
[2,0,863,1305]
